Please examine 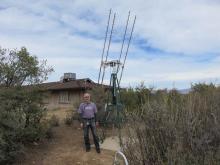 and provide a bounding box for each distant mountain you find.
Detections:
[178,88,191,94]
